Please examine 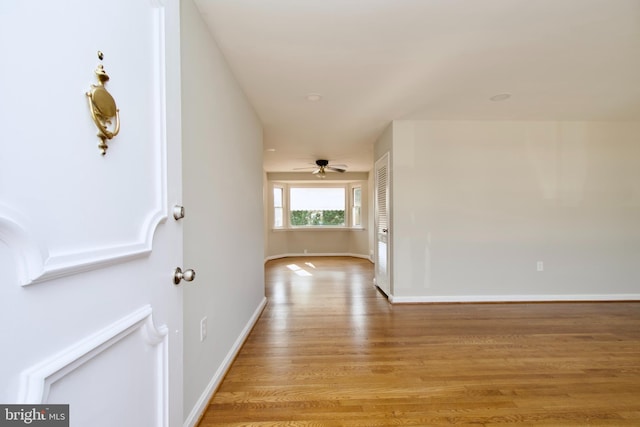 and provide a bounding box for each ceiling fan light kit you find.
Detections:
[294,159,348,177]
[315,159,346,178]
